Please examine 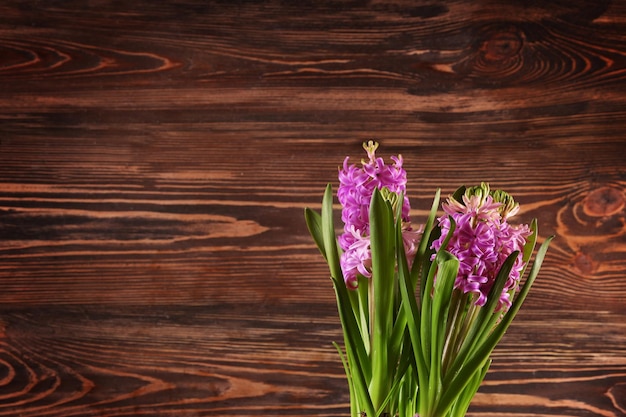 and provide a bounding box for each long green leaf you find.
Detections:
[320,185,362,365]
[333,342,358,417]
[451,185,466,203]
[467,251,518,354]
[321,184,343,281]
[320,183,374,416]
[356,276,371,353]
[419,225,441,303]
[309,185,372,352]
[304,207,326,259]
[419,259,436,374]
[451,359,491,417]
[522,219,538,265]
[332,276,375,417]
[489,236,554,343]
[382,336,415,415]
[397,216,429,411]
[369,187,396,411]
[332,274,372,380]
[410,188,441,289]
[388,192,408,387]
[419,216,456,376]
[388,305,408,388]
[428,251,459,410]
